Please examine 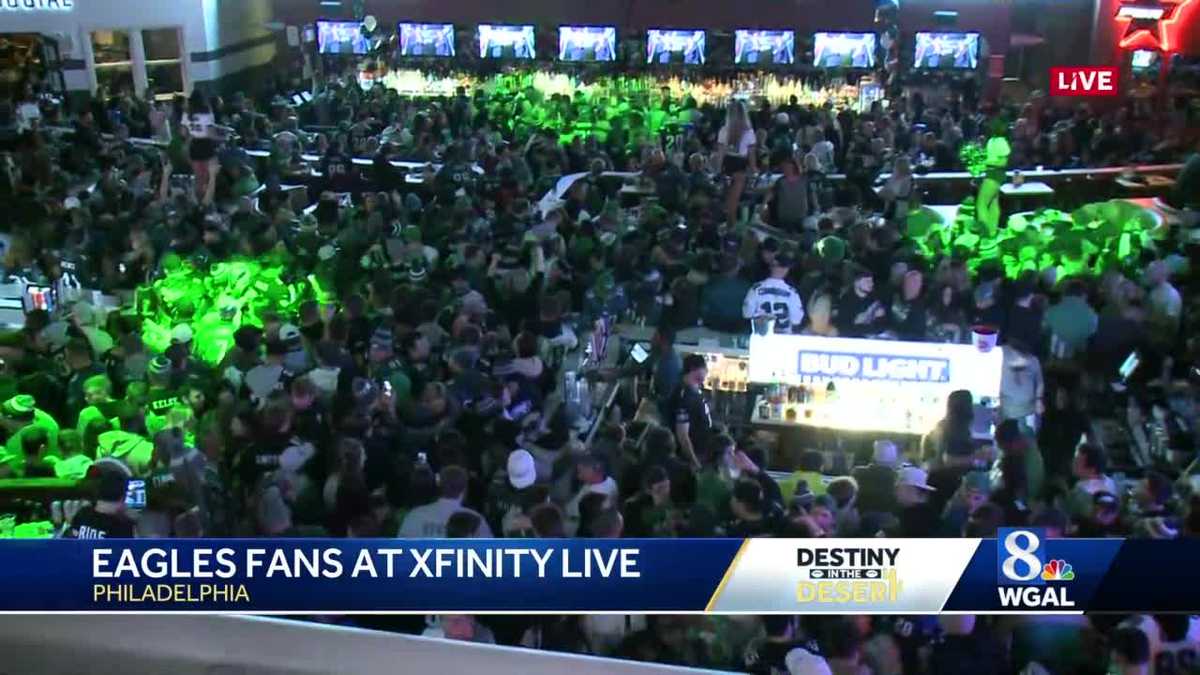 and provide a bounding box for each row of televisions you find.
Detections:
[314,21,981,70]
